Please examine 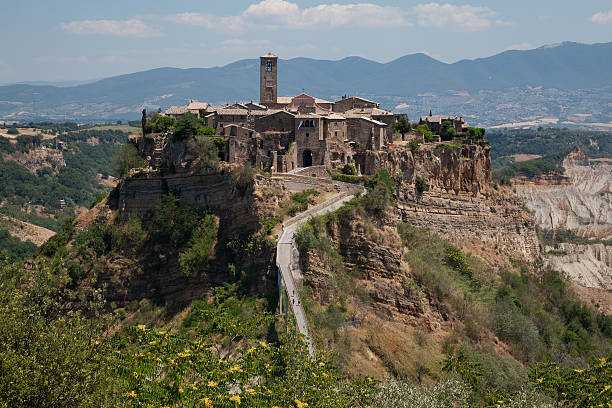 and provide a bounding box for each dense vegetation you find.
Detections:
[493,152,567,182]
[487,128,612,170]
[0,126,129,260]
[538,227,612,247]
[0,230,37,262]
